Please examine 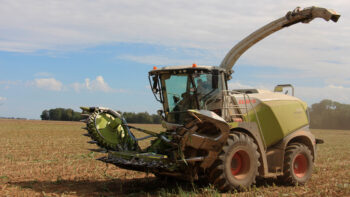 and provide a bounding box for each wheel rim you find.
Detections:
[231,150,250,179]
[293,153,308,178]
